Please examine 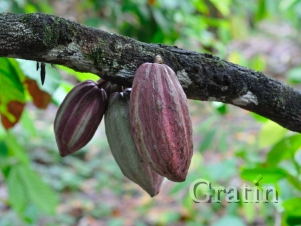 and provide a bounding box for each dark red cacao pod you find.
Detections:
[54,80,107,157]
[130,63,193,182]
[105,90,163,196]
